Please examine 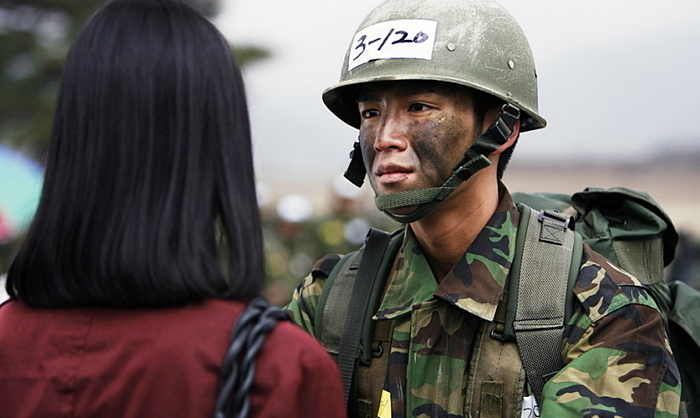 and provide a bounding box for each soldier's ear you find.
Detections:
[491,121,520,156]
